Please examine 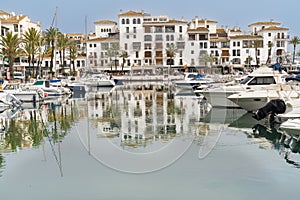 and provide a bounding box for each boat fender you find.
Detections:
[37,89,44,99]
